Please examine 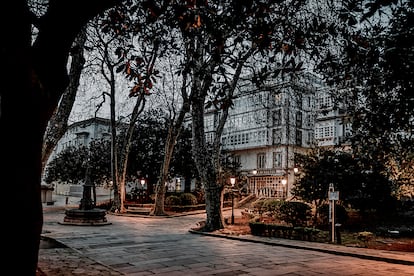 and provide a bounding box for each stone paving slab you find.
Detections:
[38,199,414,276]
